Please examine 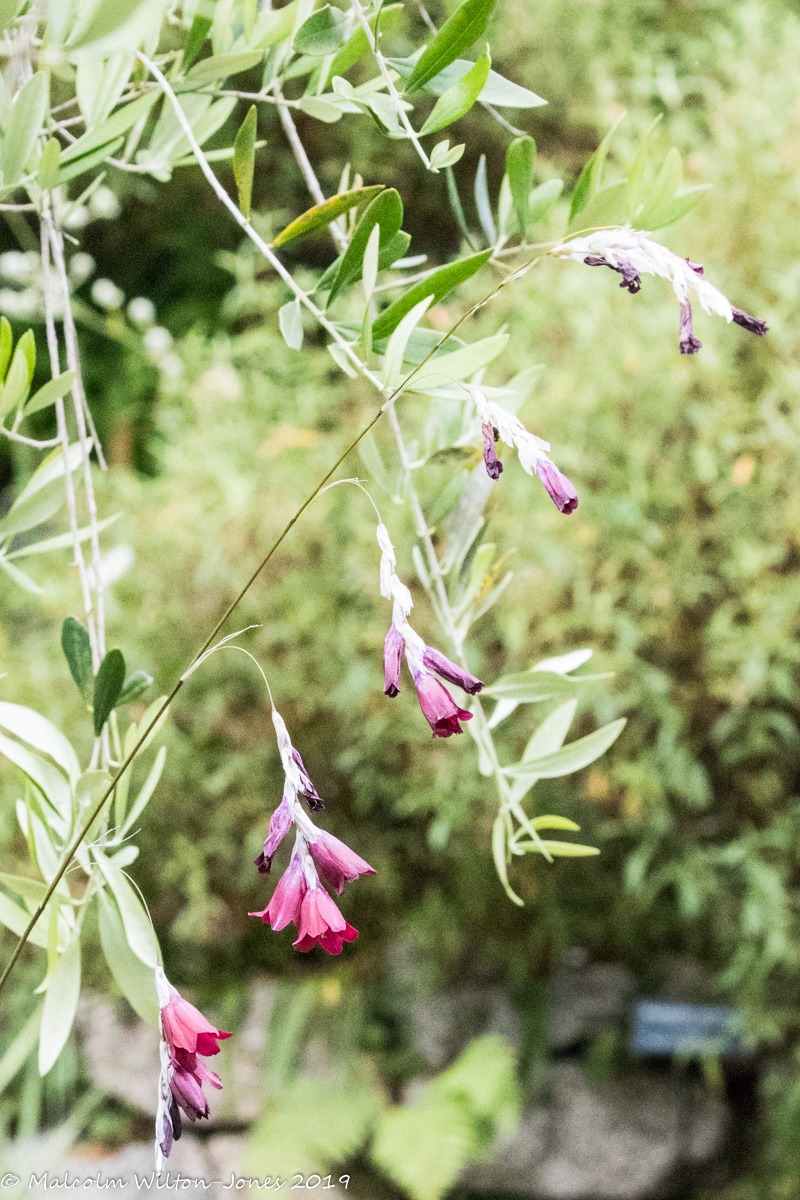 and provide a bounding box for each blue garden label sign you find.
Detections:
[631,1001,750,1059]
